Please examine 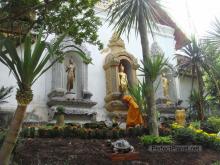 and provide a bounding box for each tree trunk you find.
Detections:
[0,104,27,165]
[138,9,159,136]
[196,67,204,121]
